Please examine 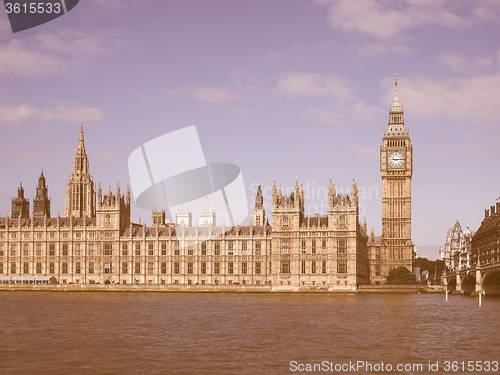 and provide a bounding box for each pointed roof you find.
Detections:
[390,74,403,113]
[384,74,409,139]
[38,169,46,187]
